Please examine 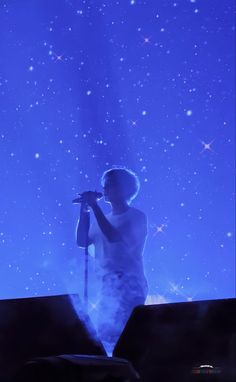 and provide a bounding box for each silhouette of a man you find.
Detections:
[76,167,148,348]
